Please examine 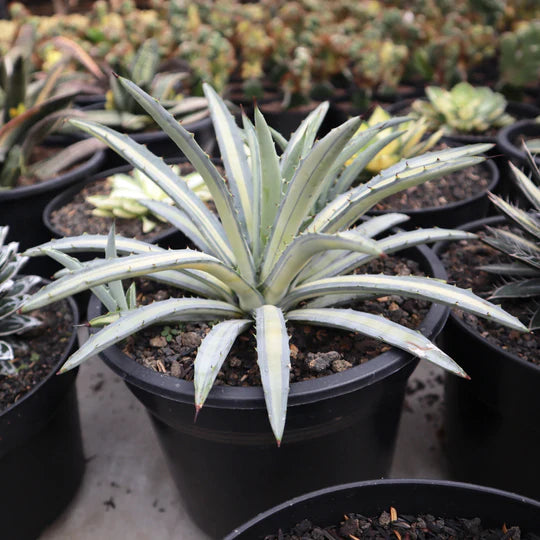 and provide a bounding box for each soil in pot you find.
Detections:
[0,298,75,410]
[265,509,538,539]
[439,230,538,363]
[123,255,429,384]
